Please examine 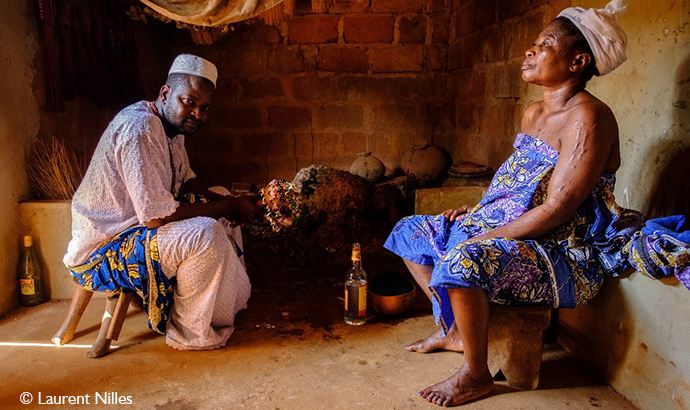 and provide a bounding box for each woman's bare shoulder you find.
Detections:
[562,94,620,171]
[521,101,543,129]
[569,92,616,125]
